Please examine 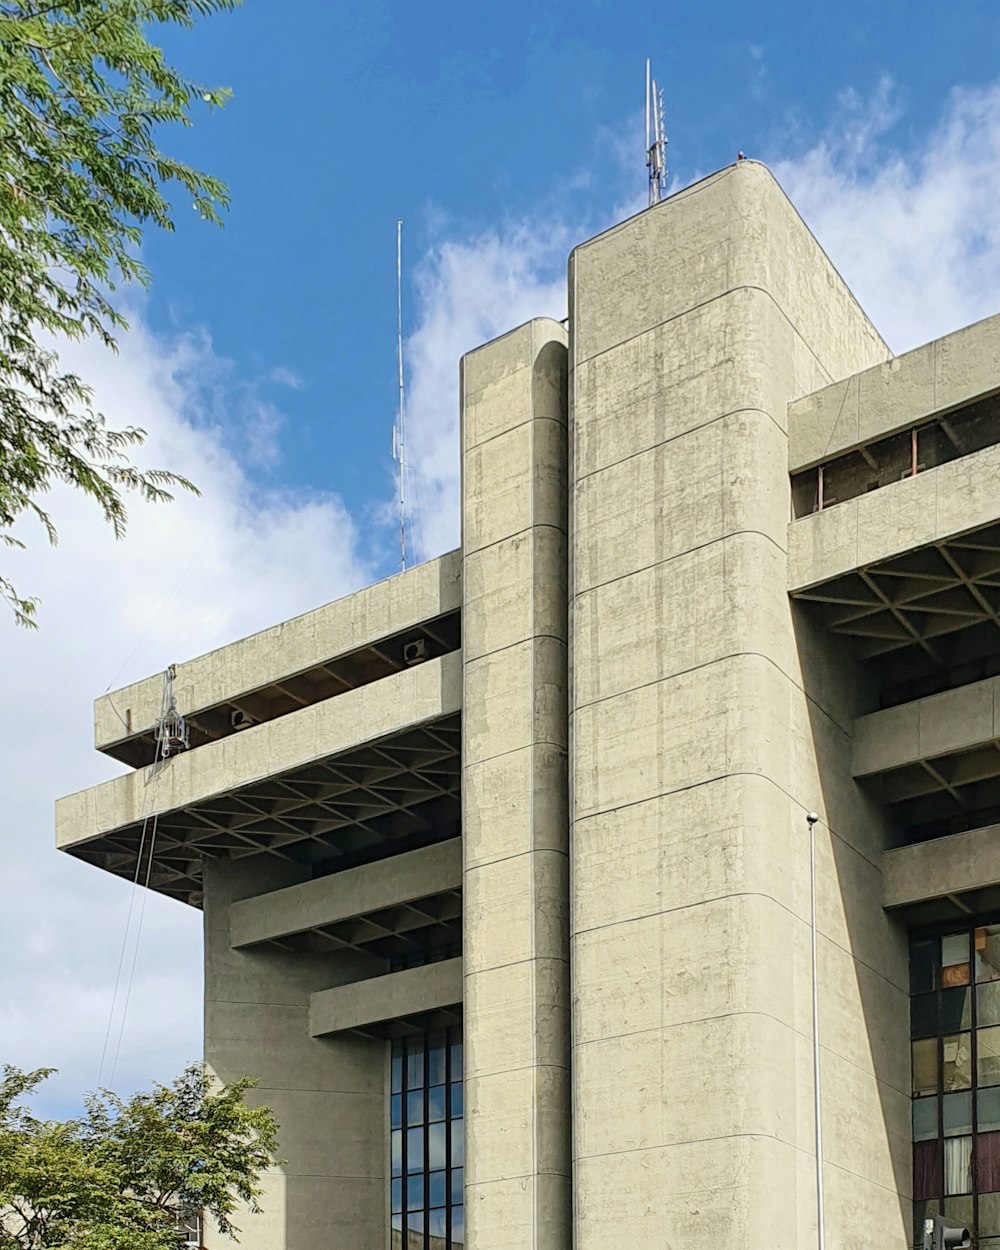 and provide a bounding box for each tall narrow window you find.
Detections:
[911,925,1000,1247]
[391,1028,464,1249]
